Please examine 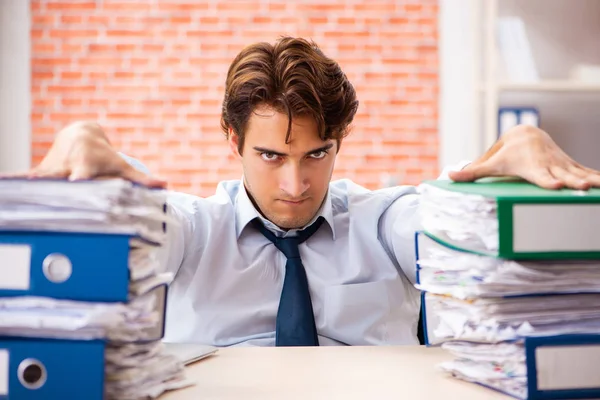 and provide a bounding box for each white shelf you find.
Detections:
[496,81,600,92]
